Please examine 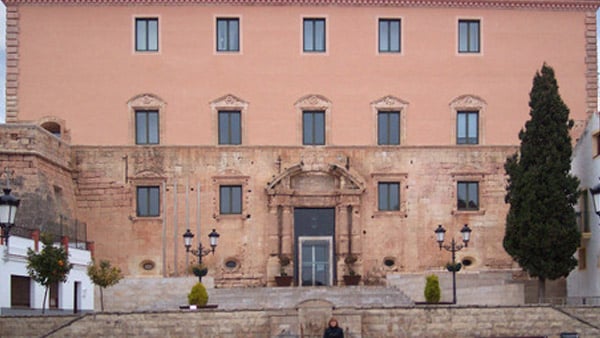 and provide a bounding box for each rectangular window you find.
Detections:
[218,110,241,145]
[11,275,31,308]
[303,111,325,145]
[135,110,159,144]
[378,111,400,145]
[579,247,587,270]
[217,18,240,52]
[379,19,401,53]
[457,111,478,144]
[378,182,400,211]
[137,186,160,217]
[576,190,590,233]
[457,181,479,210]
[303,18,326,52]
[220,185,242,214]
[136,18,159,52]
[458,19,480,53]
